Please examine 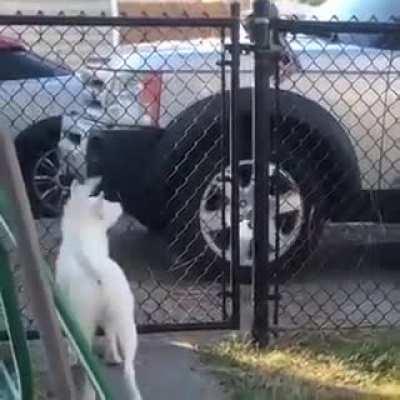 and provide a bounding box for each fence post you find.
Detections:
[0,130,77,400]
[250,0,273,346]
[229,1,242,329]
